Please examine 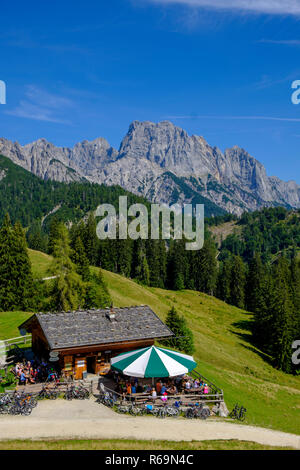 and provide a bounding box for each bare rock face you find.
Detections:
[0,120,299,215]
